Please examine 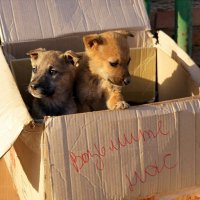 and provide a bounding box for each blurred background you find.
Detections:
[145,0,200,66]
